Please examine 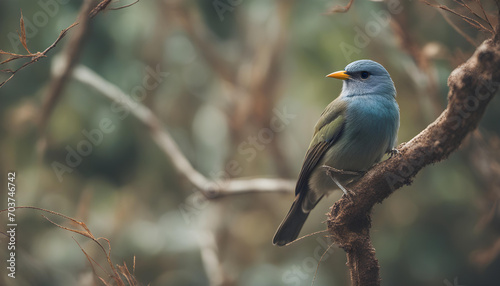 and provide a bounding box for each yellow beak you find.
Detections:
[326,70,350,80]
